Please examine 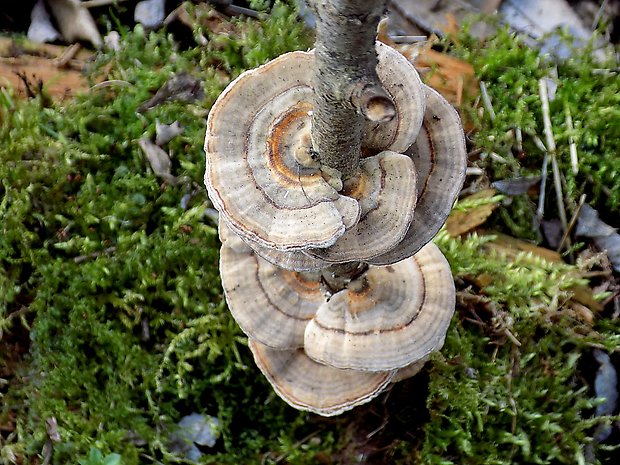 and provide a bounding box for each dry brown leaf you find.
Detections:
[485,232,562,263]
[378,19,478,108]
[0,37,94,100]
[445,188,499,237]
